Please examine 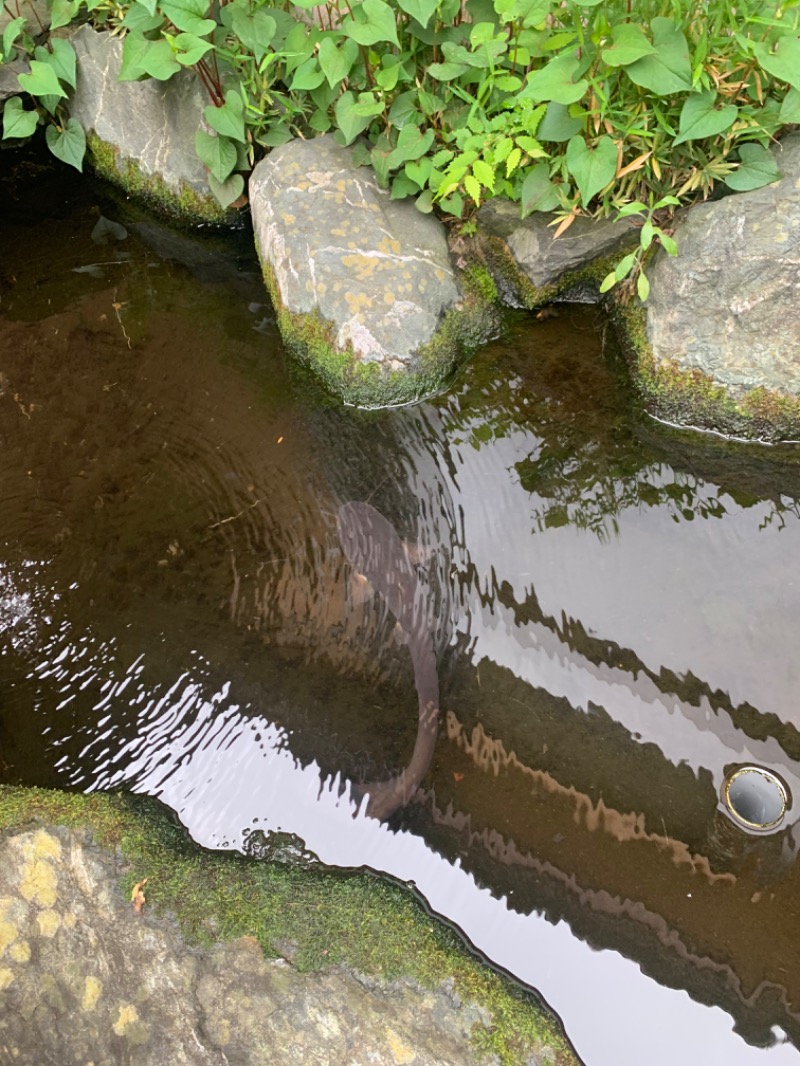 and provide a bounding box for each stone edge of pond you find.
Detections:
[260,253,501,409]
[0,784,580,1066]
[614,301,800,445]
[85,132,230,227]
